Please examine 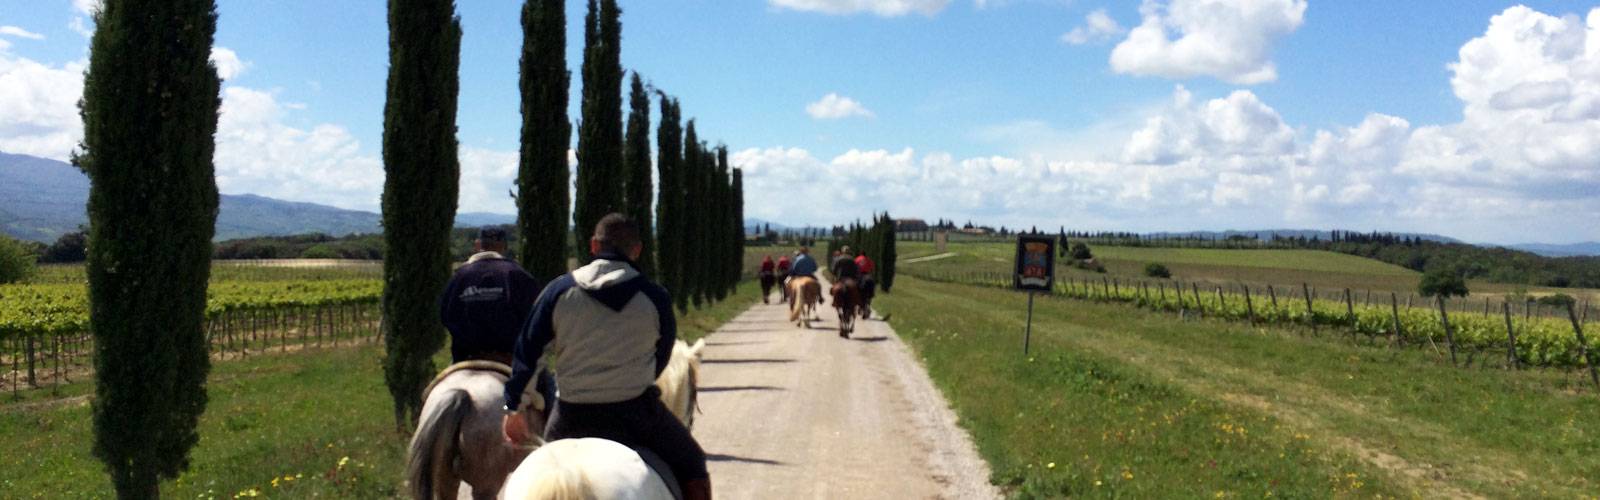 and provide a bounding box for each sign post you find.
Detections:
[1014,234,1057,355]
